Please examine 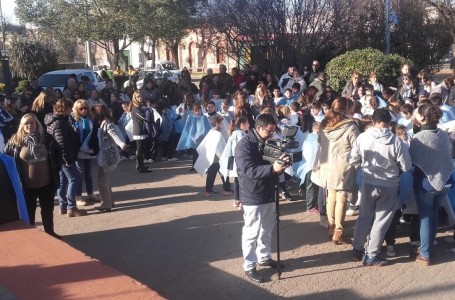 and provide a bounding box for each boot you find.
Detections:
[67,208,87,217]
[328,224,335,236]
[76,196,88,206]
[332,229,345,245]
